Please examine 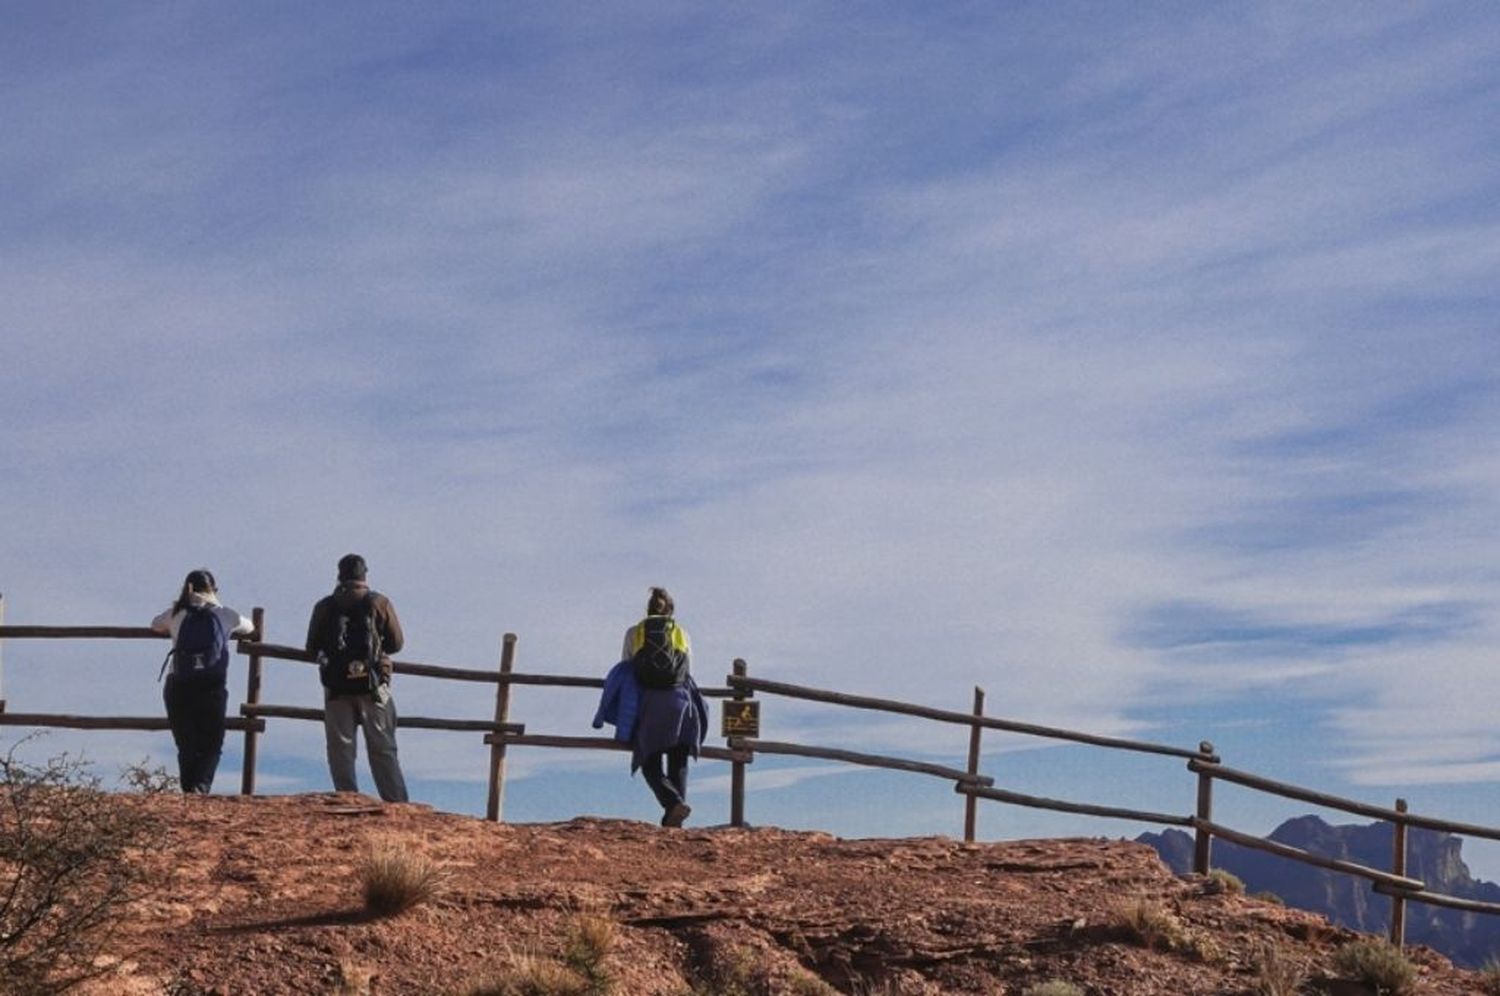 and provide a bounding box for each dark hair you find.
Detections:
[646,586,674,617]
[337,553,368,583]
[172,569,217,613]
